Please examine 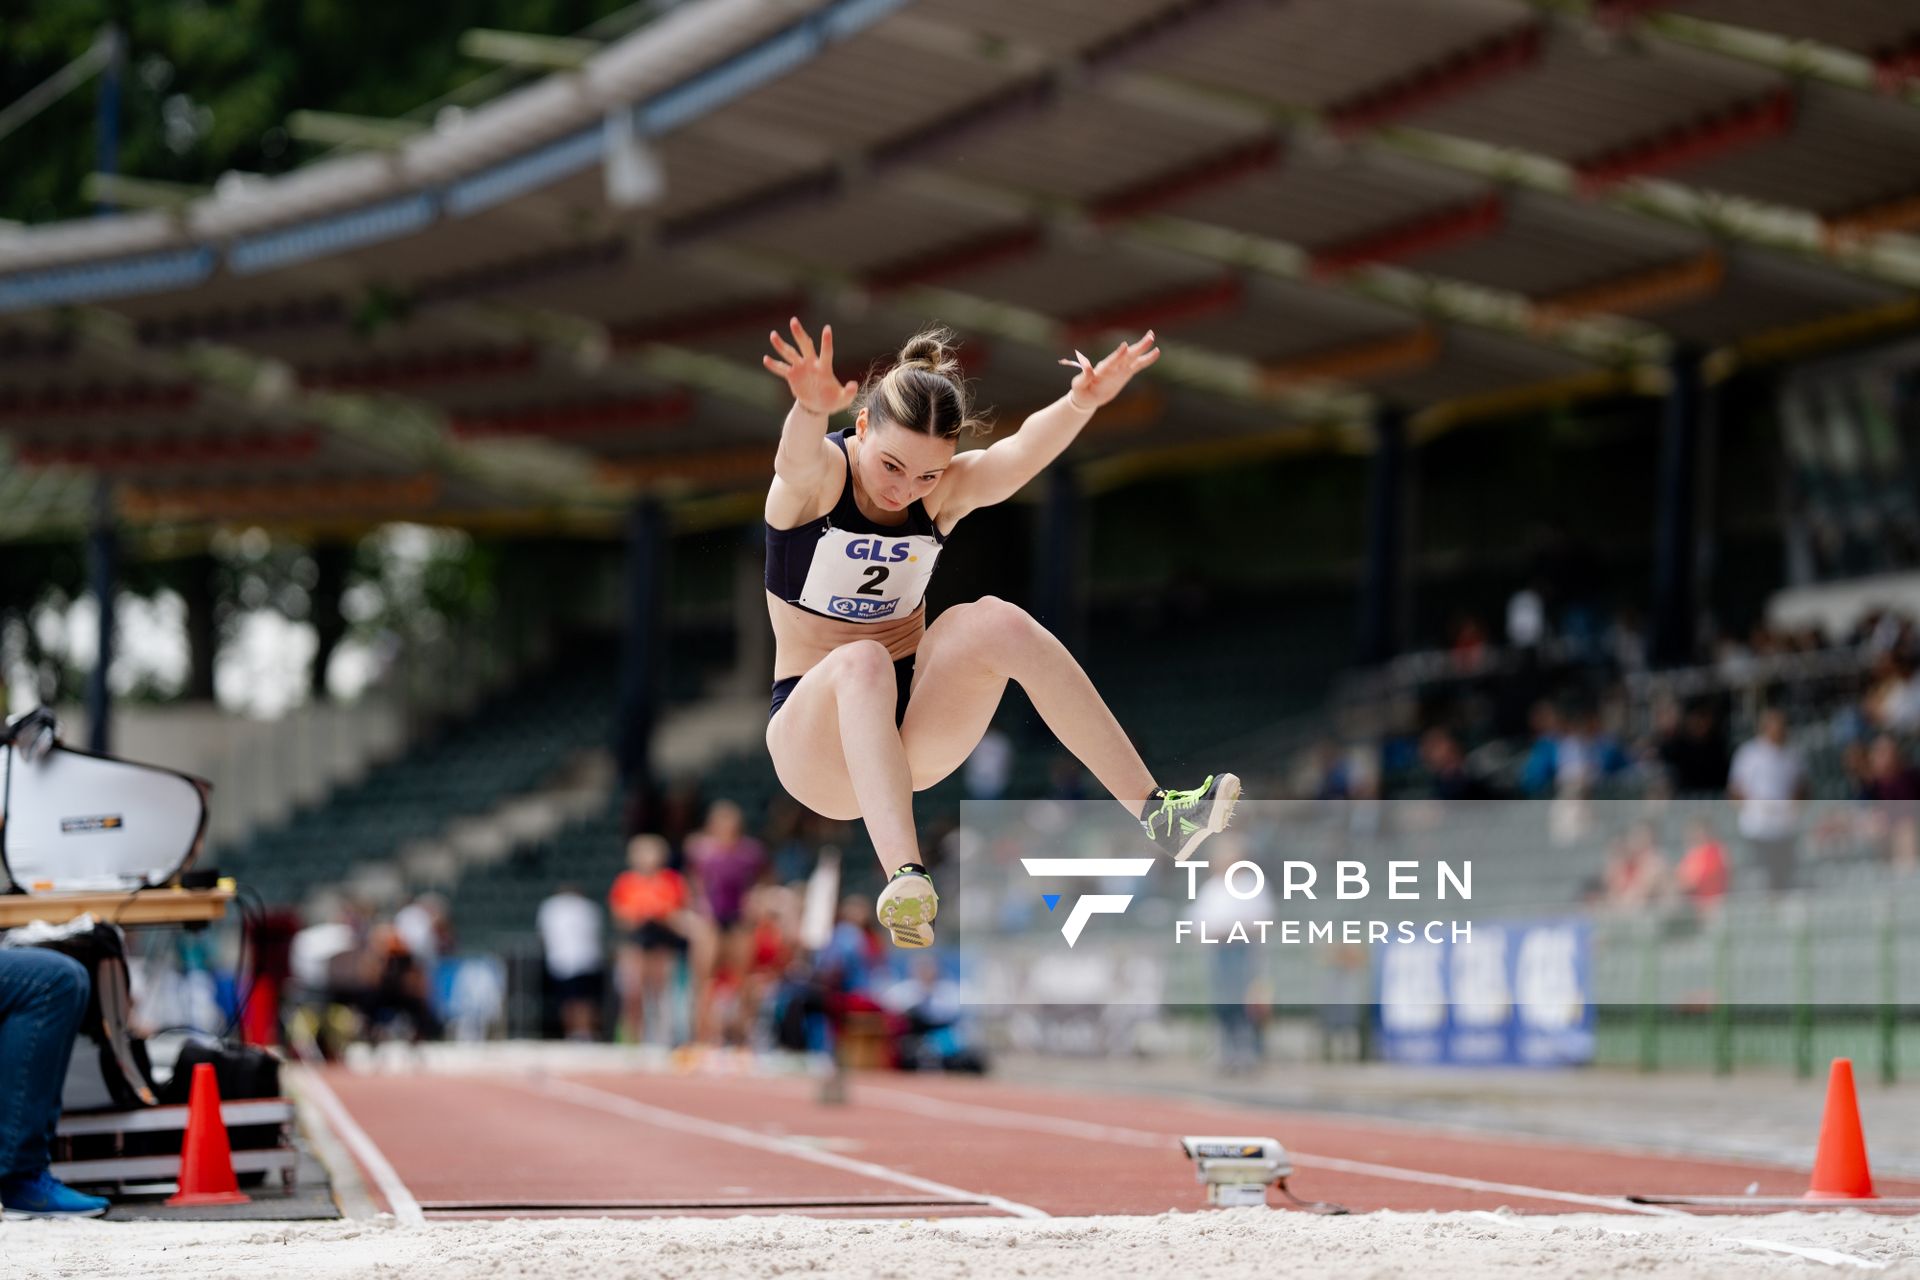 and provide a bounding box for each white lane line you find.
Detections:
[856,1084,1681,1216]
[296,1068,425,1227]
[860,1085,1891,1269]
[522,1076,1048,1220]
[286,1068,379,1220]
